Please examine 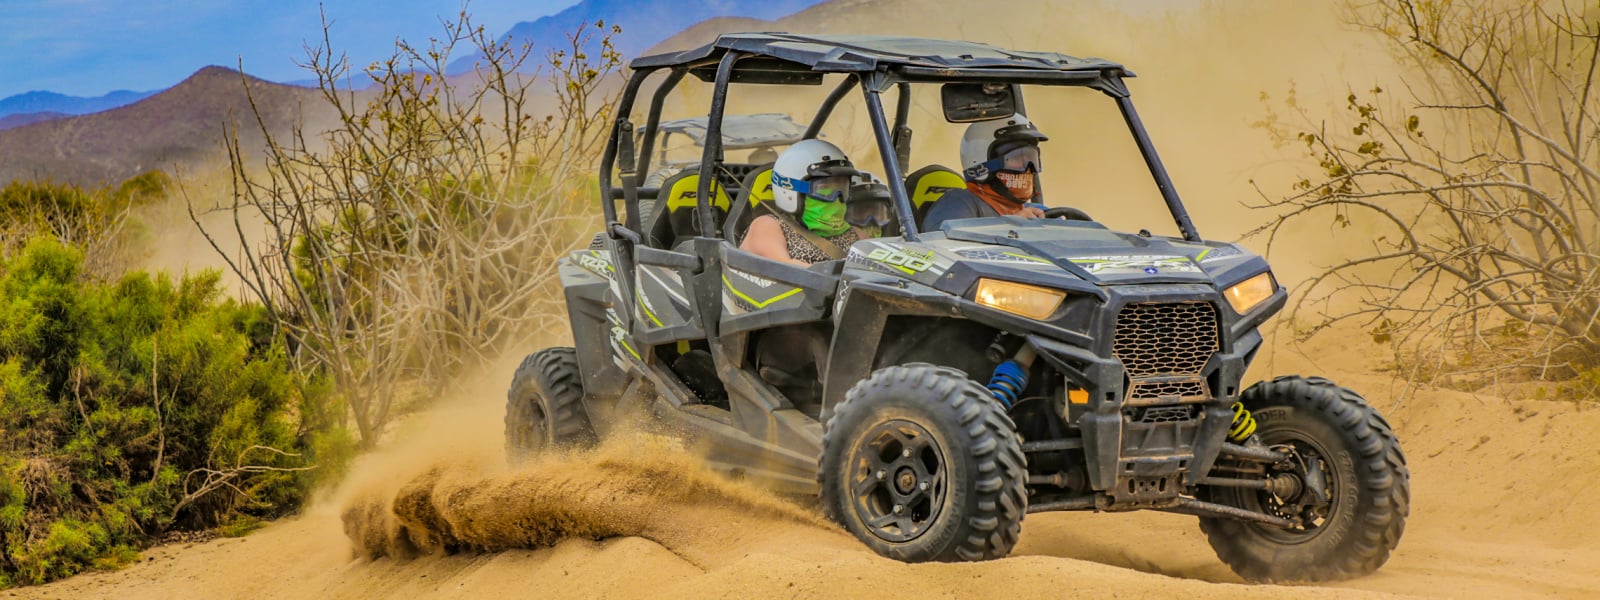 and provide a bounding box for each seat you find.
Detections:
[903,165,966,230]
[648,167,733,249]
[724,164,776,245]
